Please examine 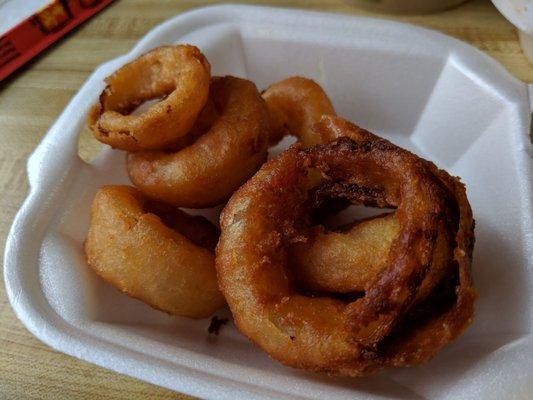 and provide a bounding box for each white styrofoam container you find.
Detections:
[4,5,533,400]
